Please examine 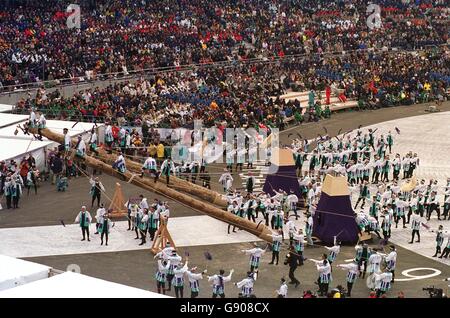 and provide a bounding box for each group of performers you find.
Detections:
[125,195,170,246]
